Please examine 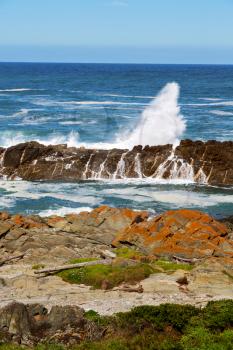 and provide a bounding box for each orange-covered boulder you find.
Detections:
[112,209,233,260]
